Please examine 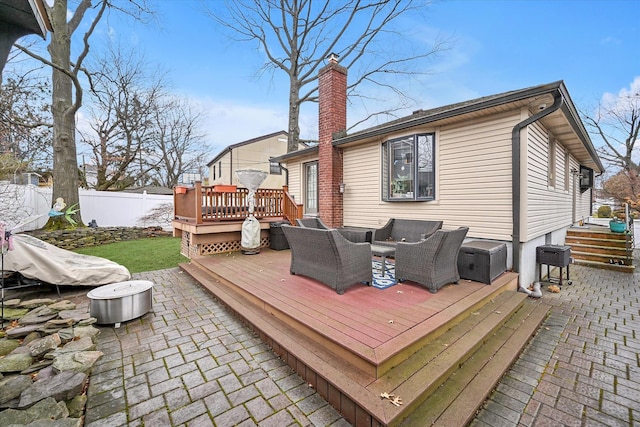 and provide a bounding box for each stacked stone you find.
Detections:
[24,226,171,250]
[0,298,103,426]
